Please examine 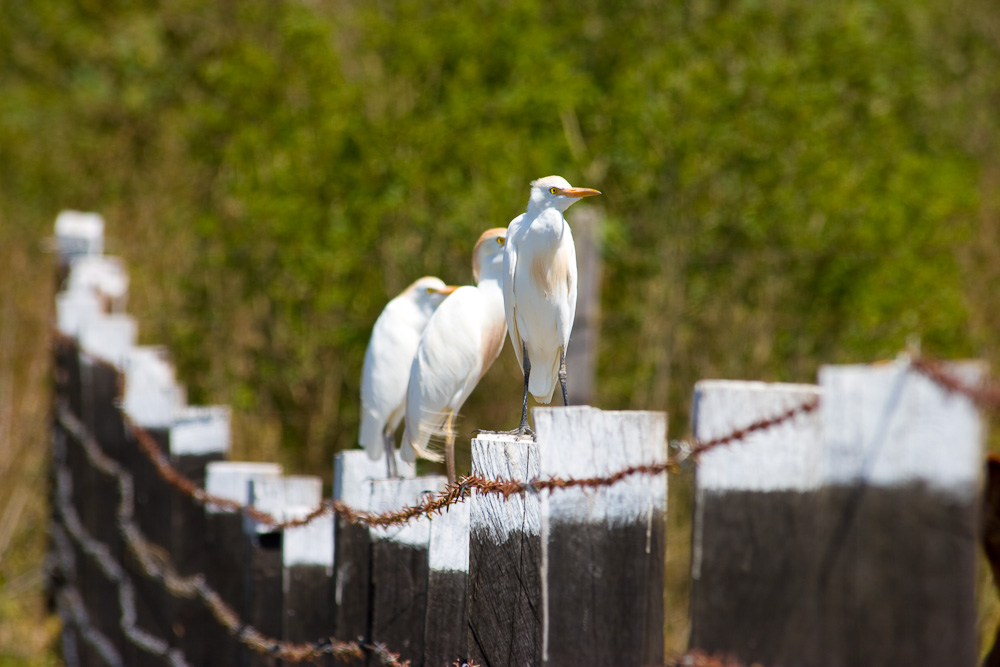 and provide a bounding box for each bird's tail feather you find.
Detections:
[360,411,385,461]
